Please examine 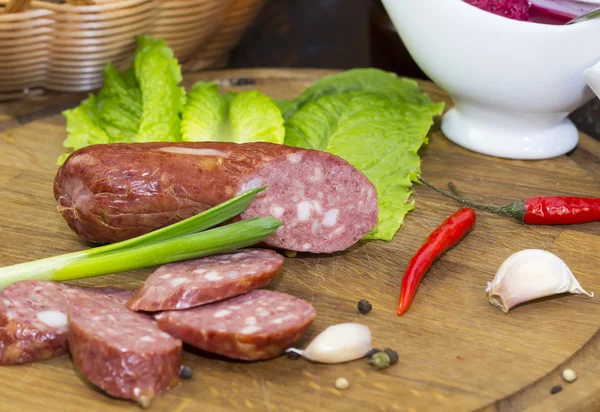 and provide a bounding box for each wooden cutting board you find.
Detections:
[0,69,599,412]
